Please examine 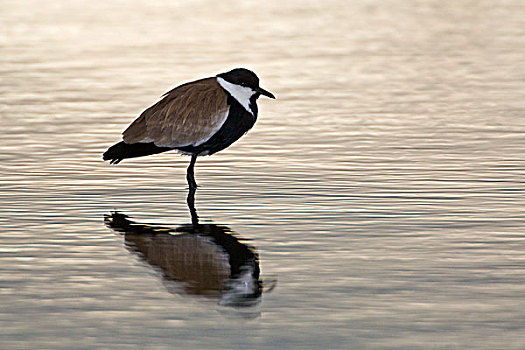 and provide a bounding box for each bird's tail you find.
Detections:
[103,141,173,164]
